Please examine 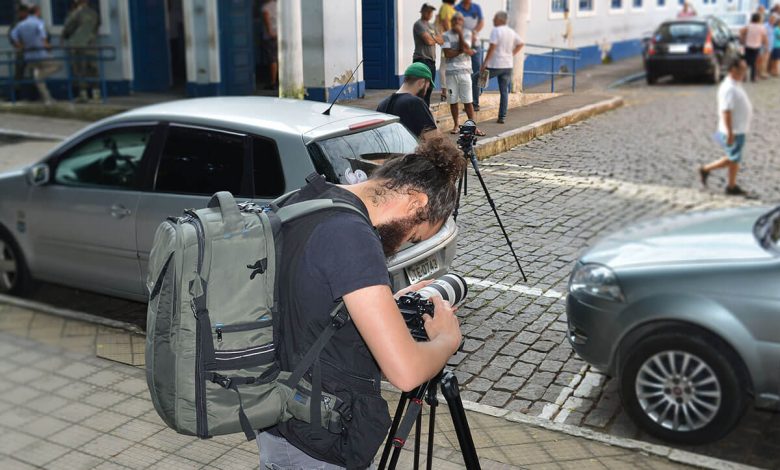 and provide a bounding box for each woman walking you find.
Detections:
[741,12,769,82]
